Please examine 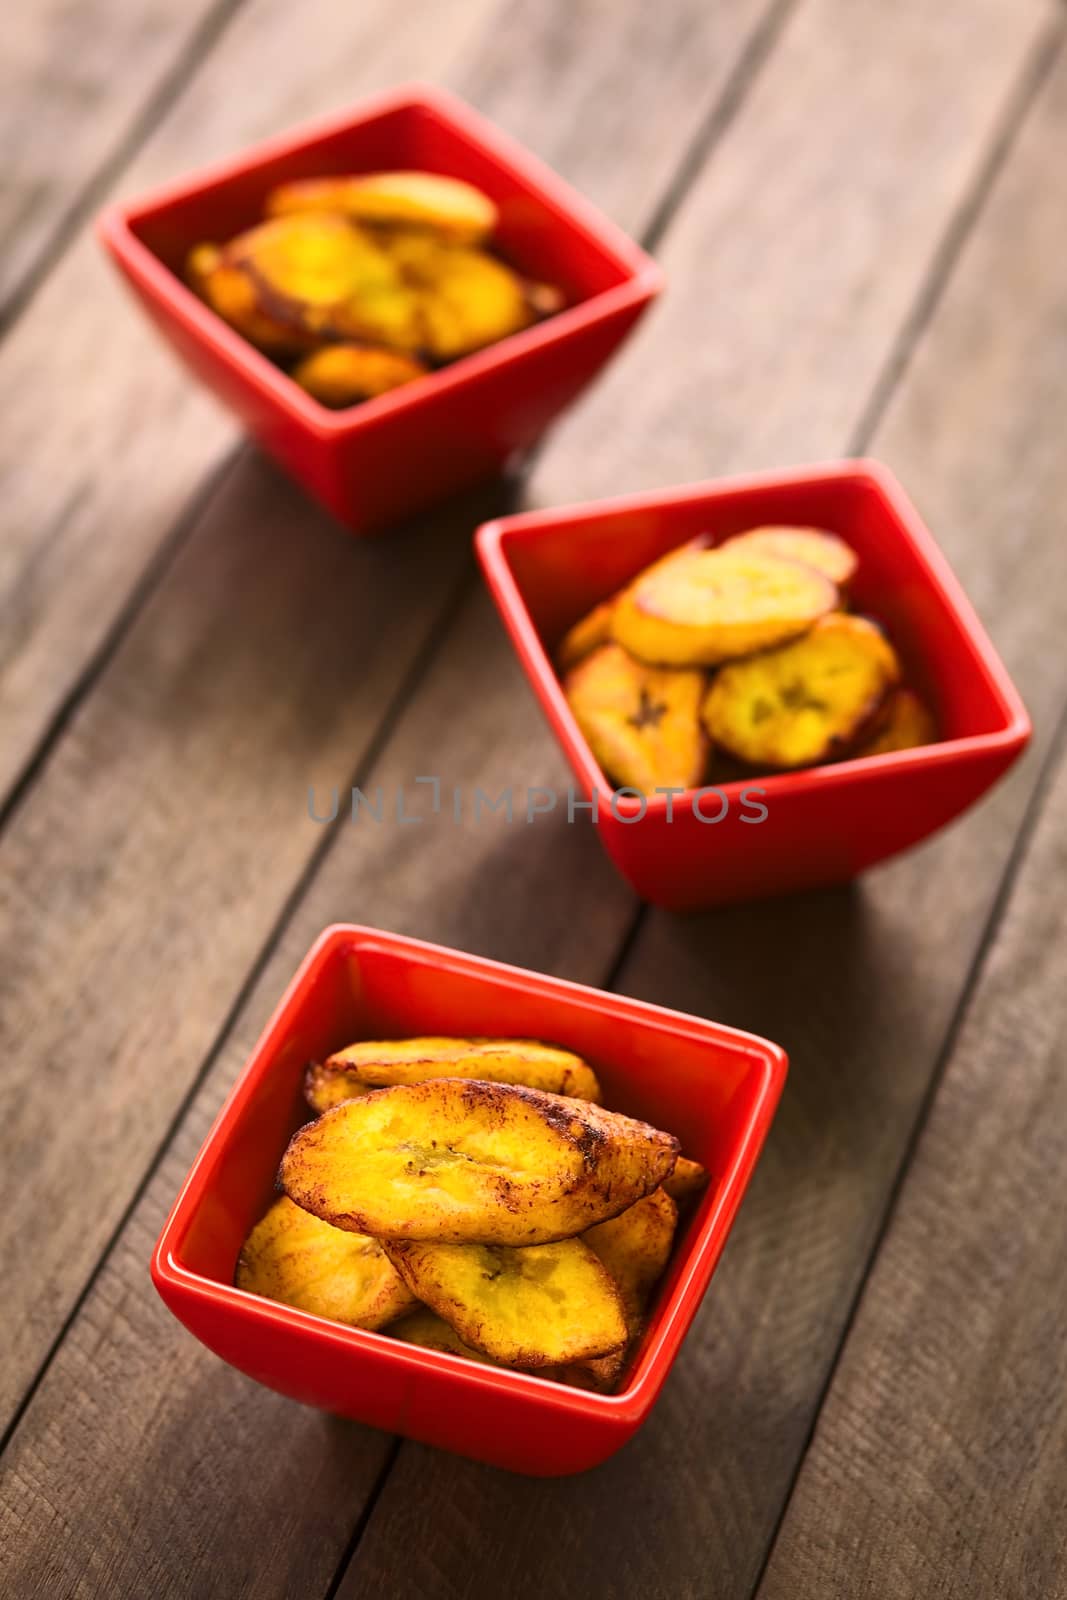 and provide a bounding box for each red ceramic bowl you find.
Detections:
[98,84,662,534]
[152,925,786,1476]
[476,460,1031,910]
